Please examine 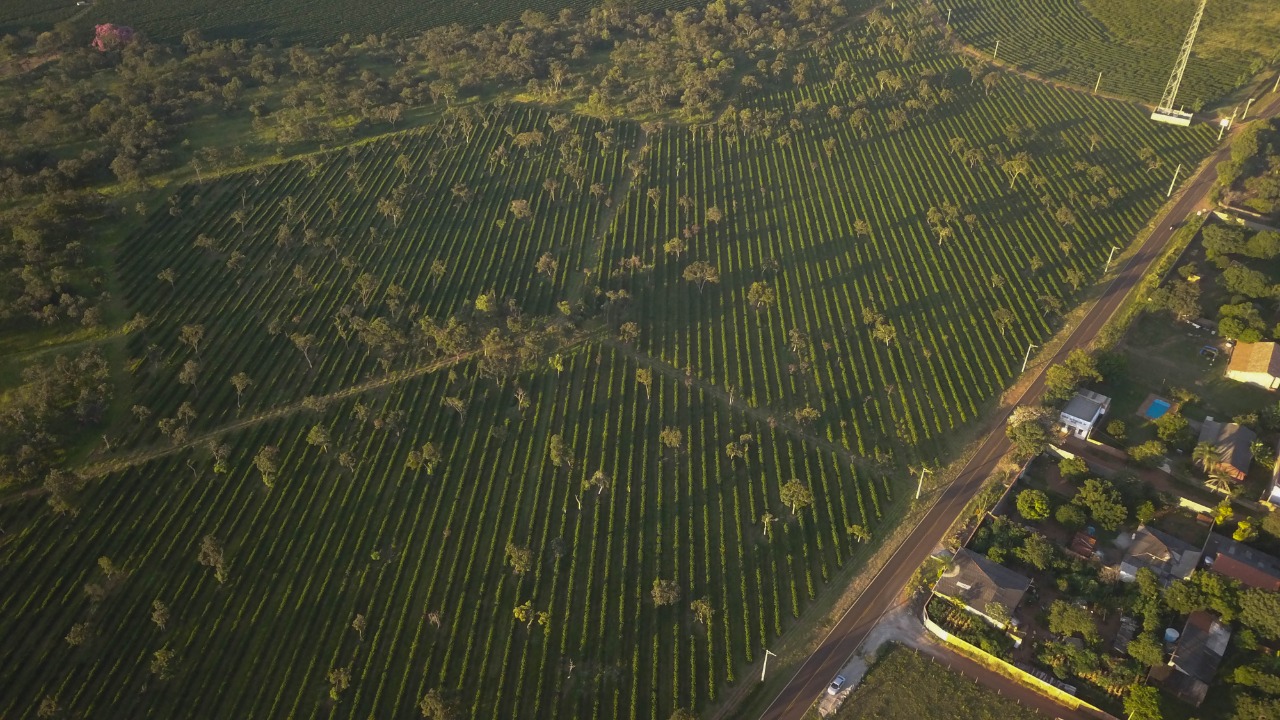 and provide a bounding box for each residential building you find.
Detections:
[1203,533,1280,591]
[933,548,1031,629]
[1118,527,1200,584]
[1266,440,1280,506]
[1151,611,1231,706]
[1059,389,1111,440]
[1227,342,1280,390]
[1197,417,1256,482]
